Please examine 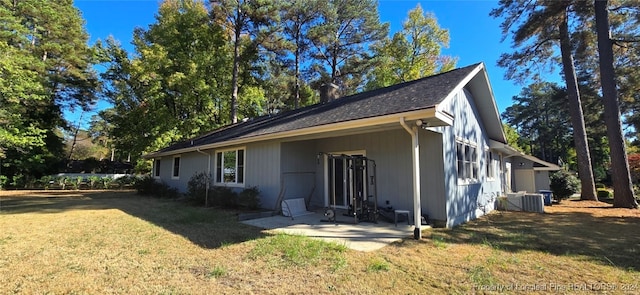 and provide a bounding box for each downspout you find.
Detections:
[196,148,211,207]
[400,117,422,240]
